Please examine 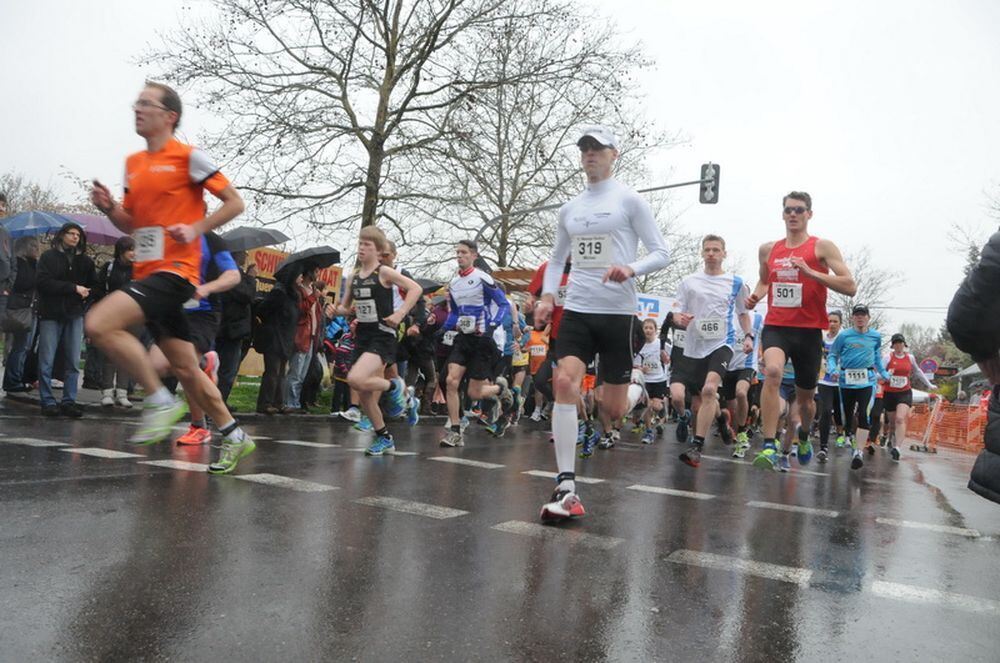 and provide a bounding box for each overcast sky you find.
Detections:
[3,0,998,333]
